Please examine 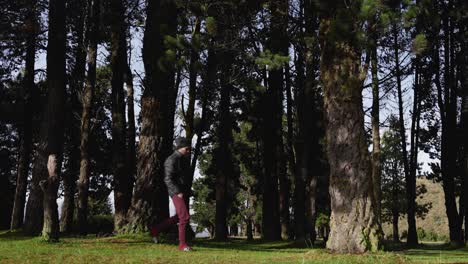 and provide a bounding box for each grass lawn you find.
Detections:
[1,231,468,263]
